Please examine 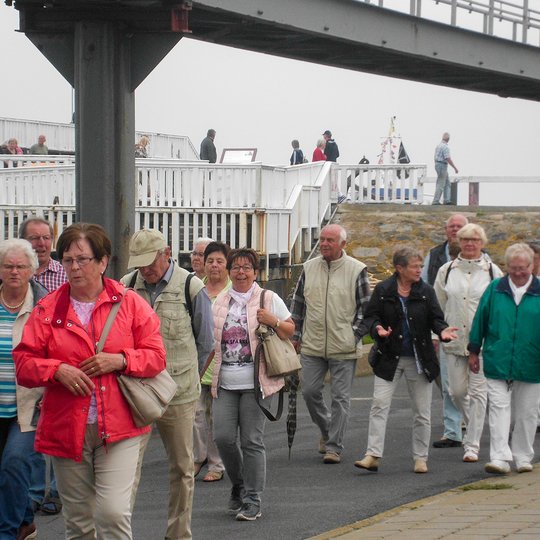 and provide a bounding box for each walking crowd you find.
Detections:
[0,212,539,540]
